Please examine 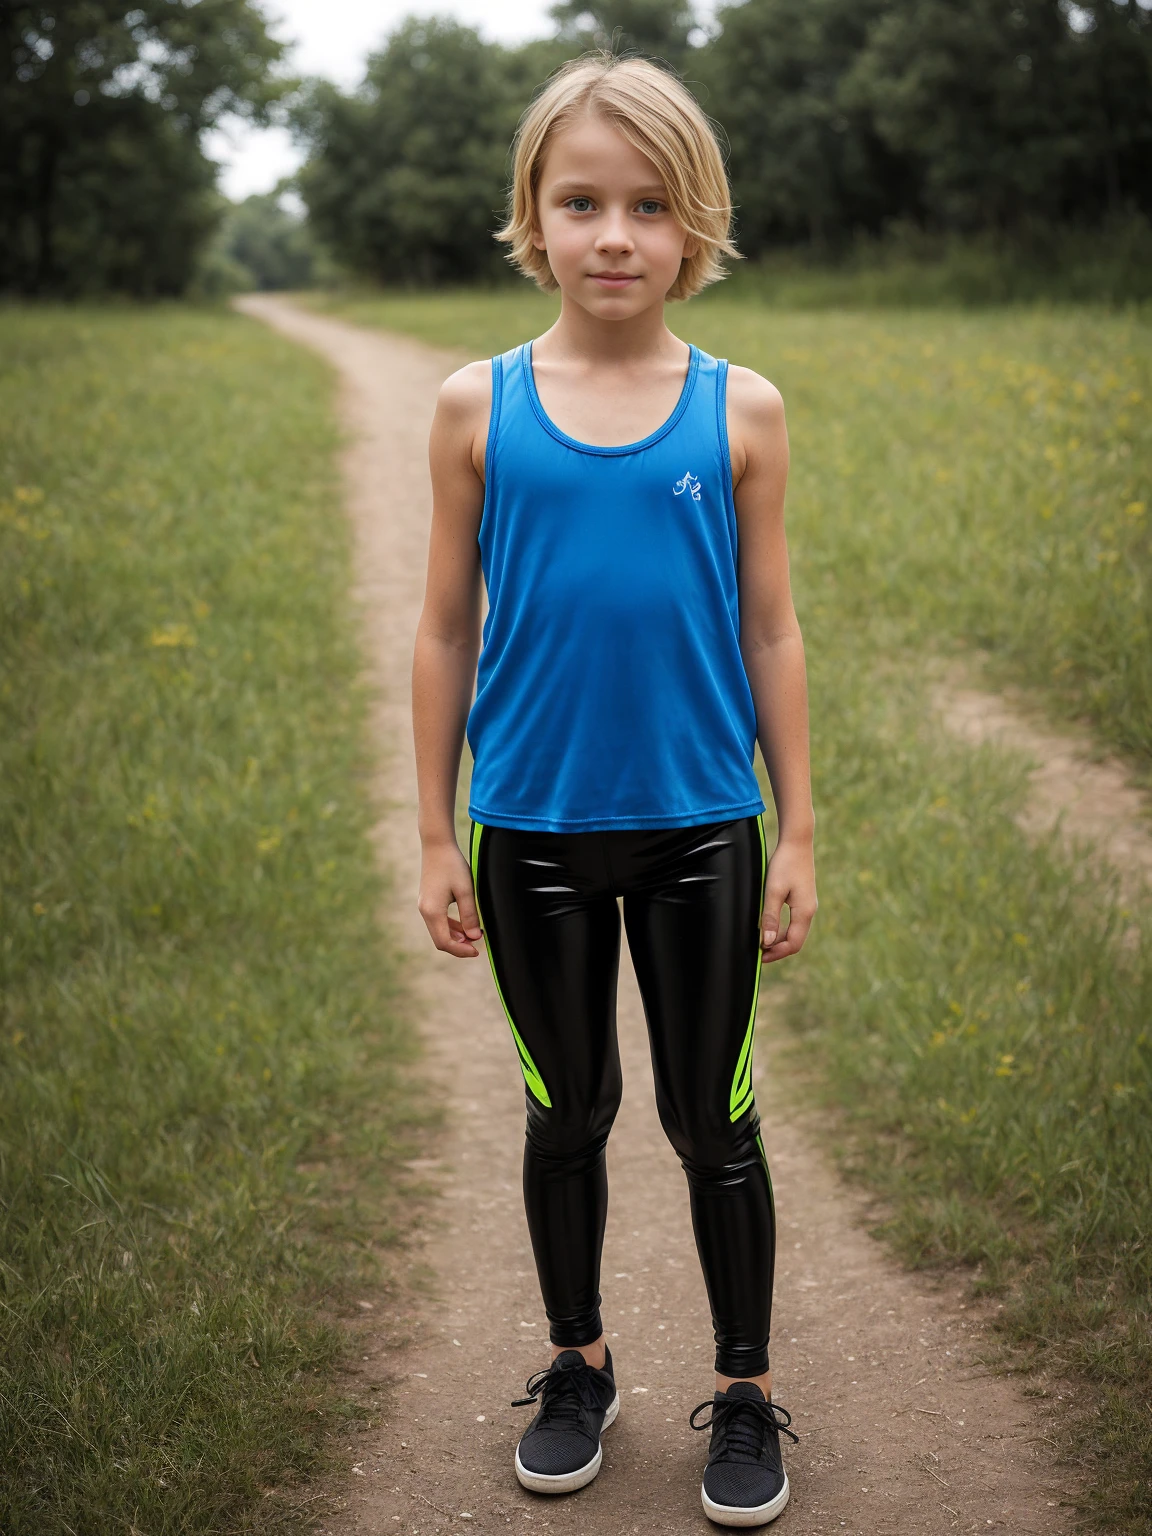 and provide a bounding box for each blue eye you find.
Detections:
[567,197,594,213]
[637,200,664,215]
